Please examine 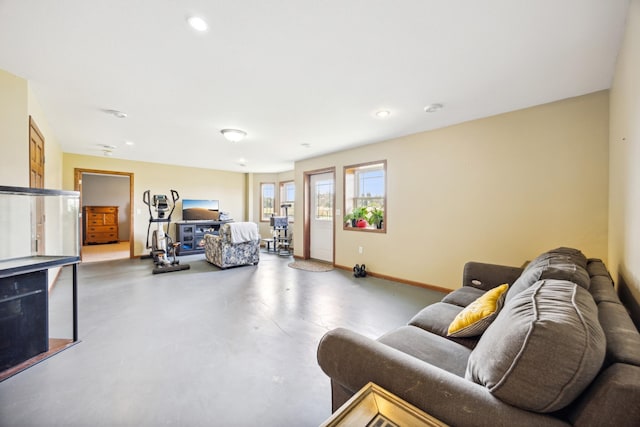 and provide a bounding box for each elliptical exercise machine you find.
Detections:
[142,189,190,274]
